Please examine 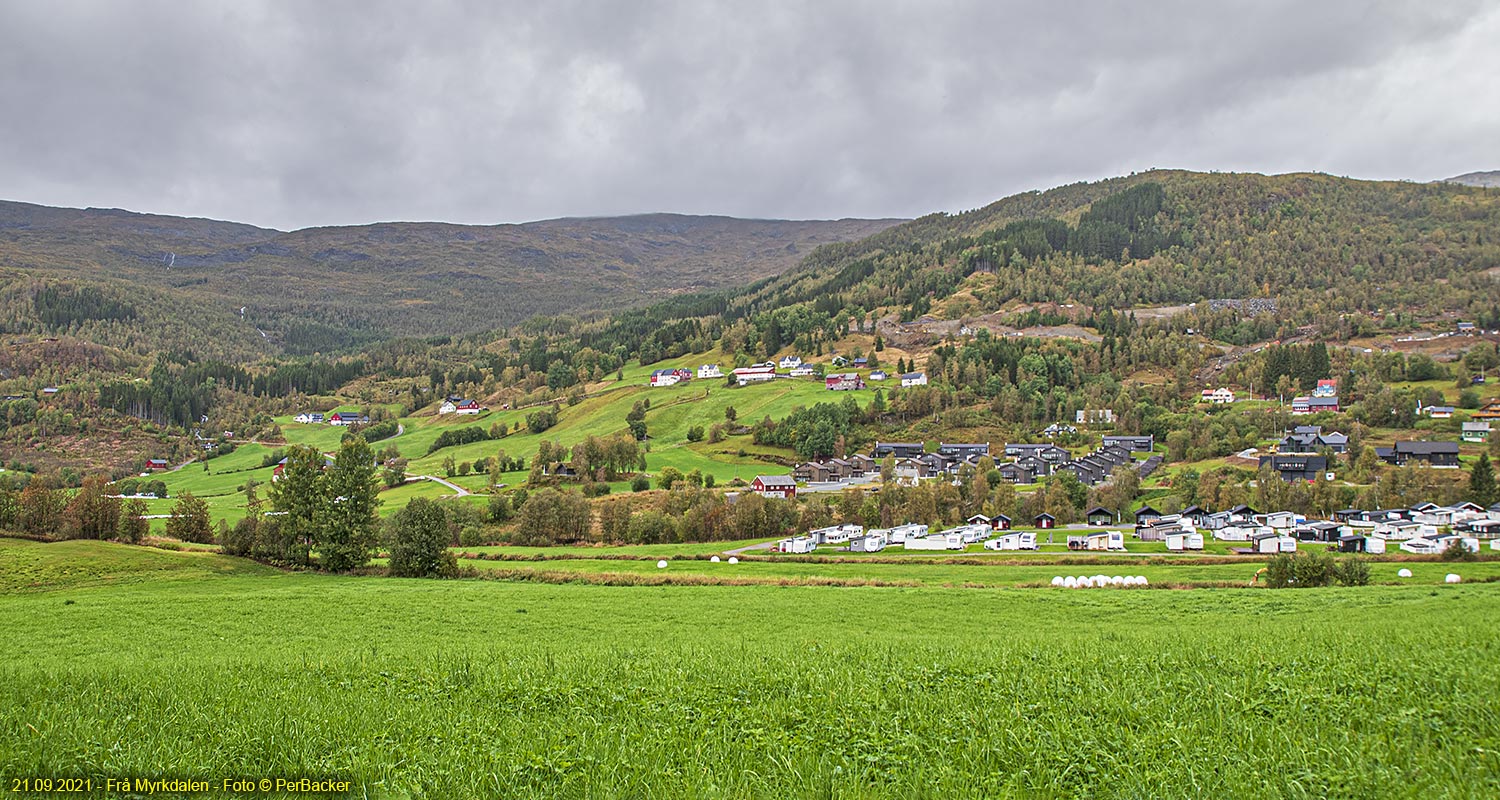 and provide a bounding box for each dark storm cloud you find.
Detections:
[0,0,1495,230]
